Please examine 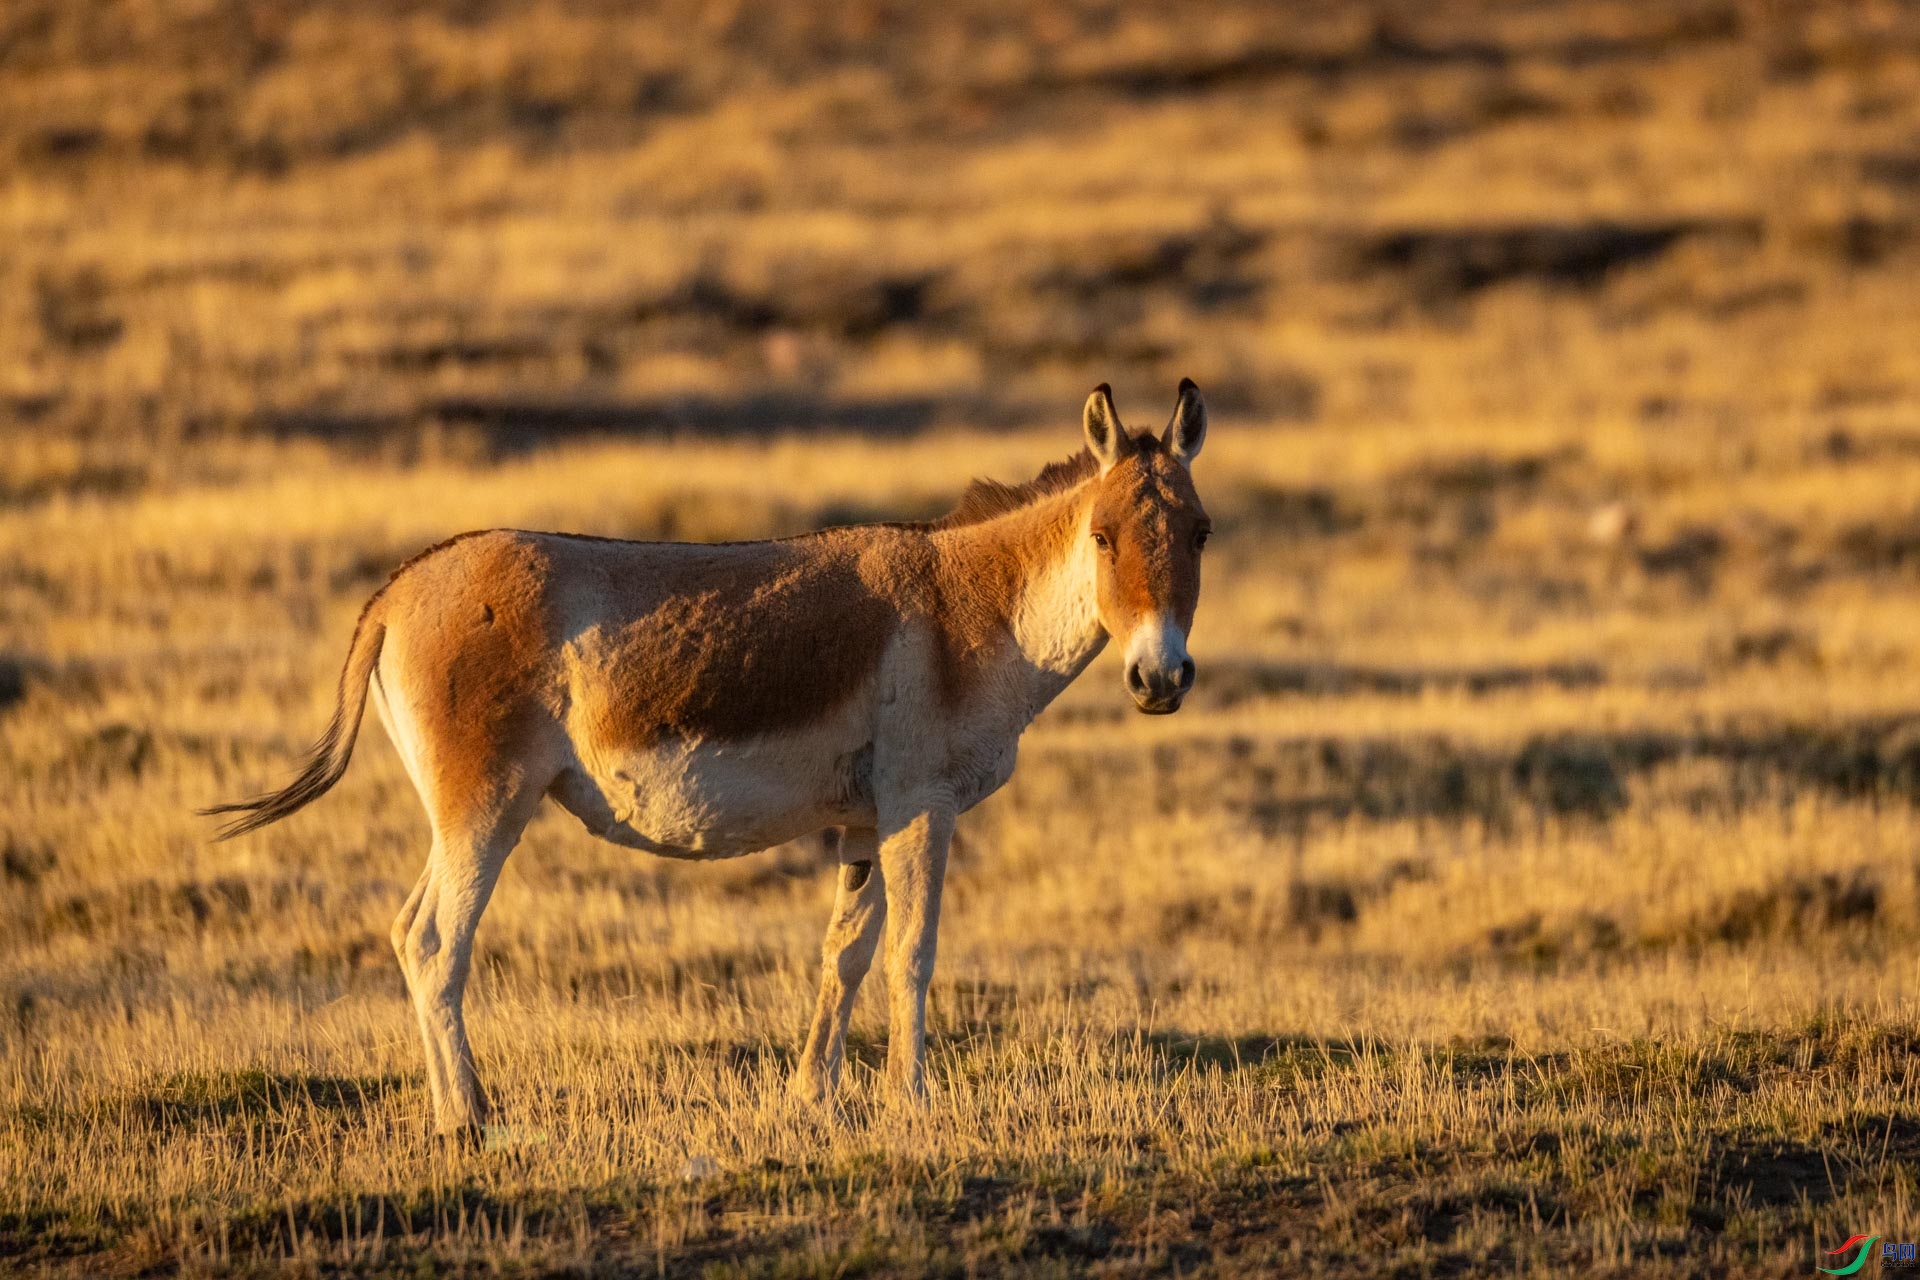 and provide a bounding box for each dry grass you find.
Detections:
[5,0,1920,1275]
